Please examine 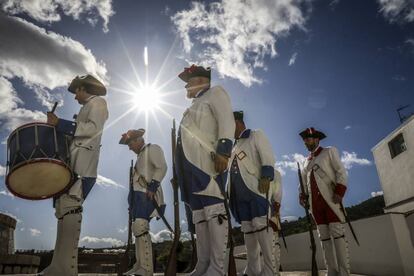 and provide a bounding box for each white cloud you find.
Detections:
[341,151,372,170]
[1,0,114,32]
[0,77,46,131]
[289,52,298,66]
[150,229,173,243]
[31,85,64,111]
[378,0,414,24]
[29,228,41,236]
[171,0,309,86]
[0,164,6,176]
[0,14,107,130]
[392,75,406,81]
[103,248,125,253]
[281,216,298,222]
[276,151,371,173]
[150,228,192,243]
[275,153,307,176]
[0,190,15,198]
[344,125,352,130]
[80,236,124,248]
[96,175,125,189]
[117,226,128,234]
[371,190,384,197]
[180,231,192,242]
[0,14,107,90]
